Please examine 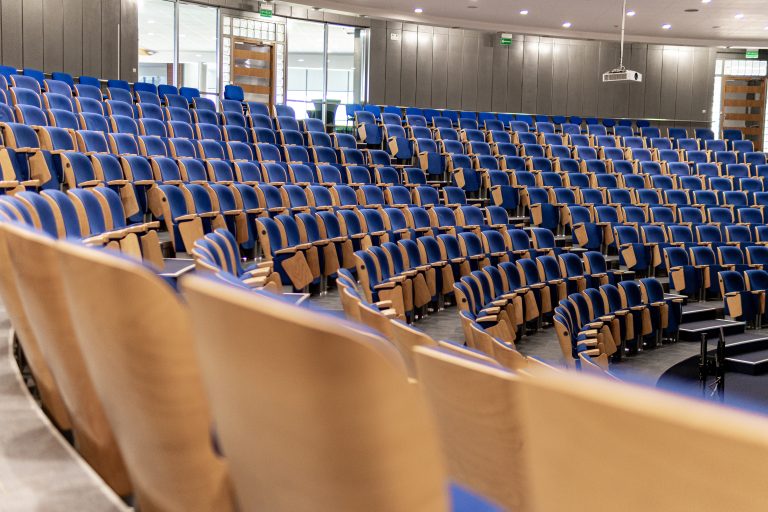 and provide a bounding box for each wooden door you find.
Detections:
[231,38,275,105]
[720,76,767,150]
